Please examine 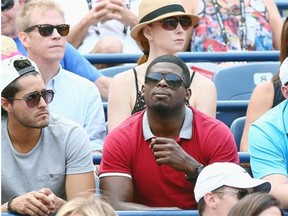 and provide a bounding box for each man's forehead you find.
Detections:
[150,62,182,73]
